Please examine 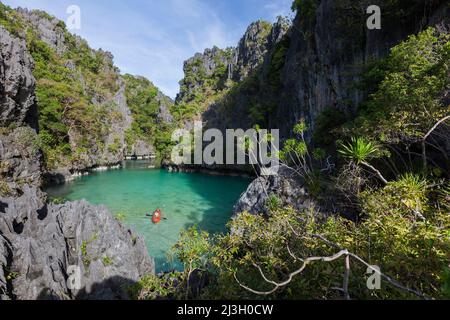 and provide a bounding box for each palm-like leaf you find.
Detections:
[338,137,379,165]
